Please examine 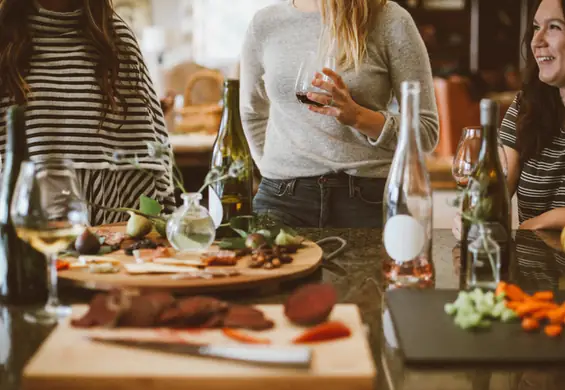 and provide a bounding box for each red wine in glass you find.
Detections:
[295,51,336,107]
[296,92,325,107]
